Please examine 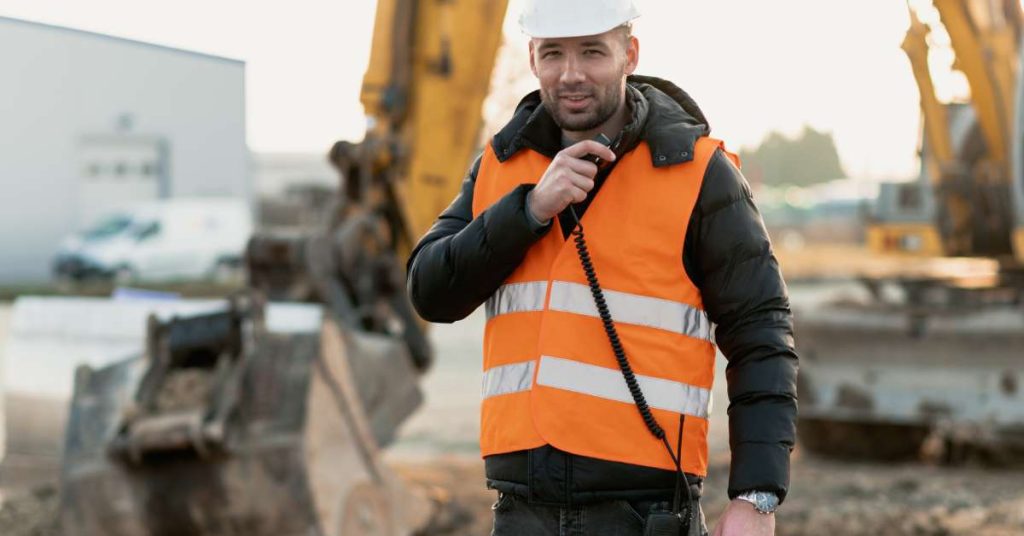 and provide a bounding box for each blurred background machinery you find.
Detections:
[60,297,430,536]
[797,0,1024,463]
[245,0,510,373]
[5,0,509,534]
